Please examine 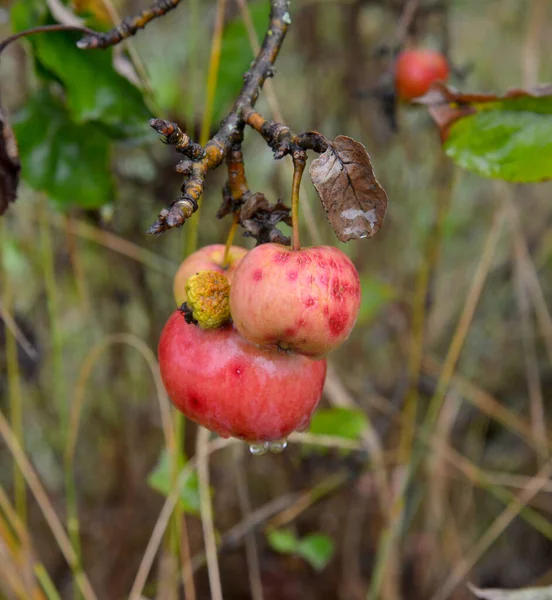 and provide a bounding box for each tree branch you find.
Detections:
[0,24,95,54]
[147,0,293,235]
[76,0,183,50]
